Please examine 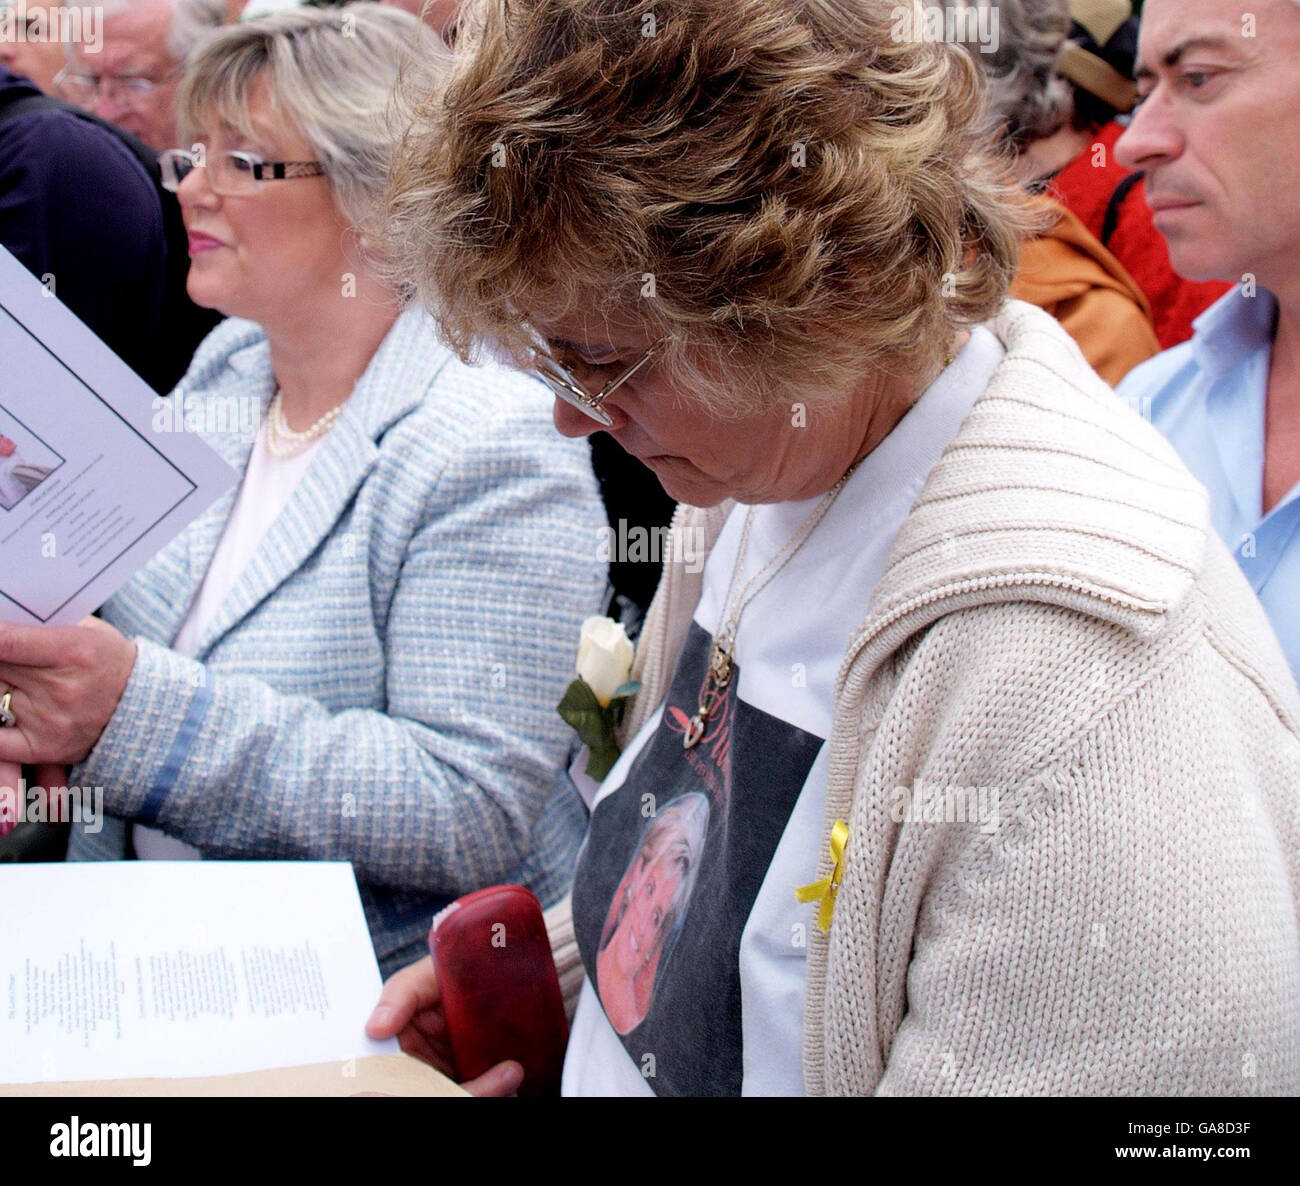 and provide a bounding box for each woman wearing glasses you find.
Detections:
[0,5,607,975]
[370,0,1300,1095]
